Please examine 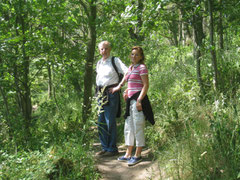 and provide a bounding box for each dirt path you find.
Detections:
[94,143,162,180]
